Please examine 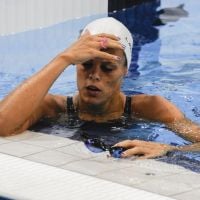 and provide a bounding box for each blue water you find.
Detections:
[0,0,200,171]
